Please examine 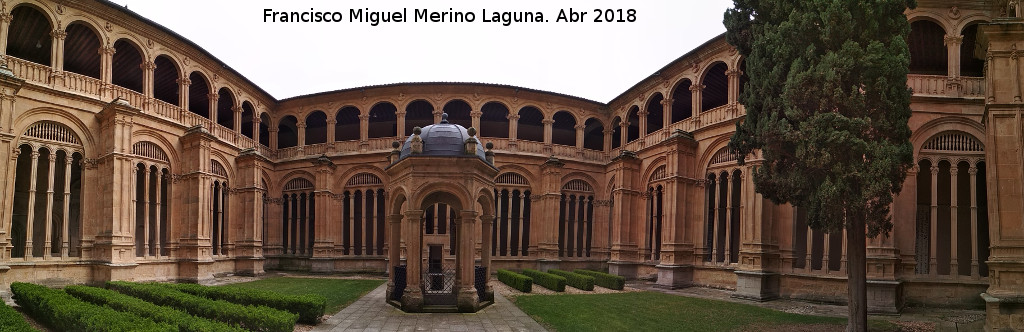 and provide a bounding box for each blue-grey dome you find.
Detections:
[399,114,487,162]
